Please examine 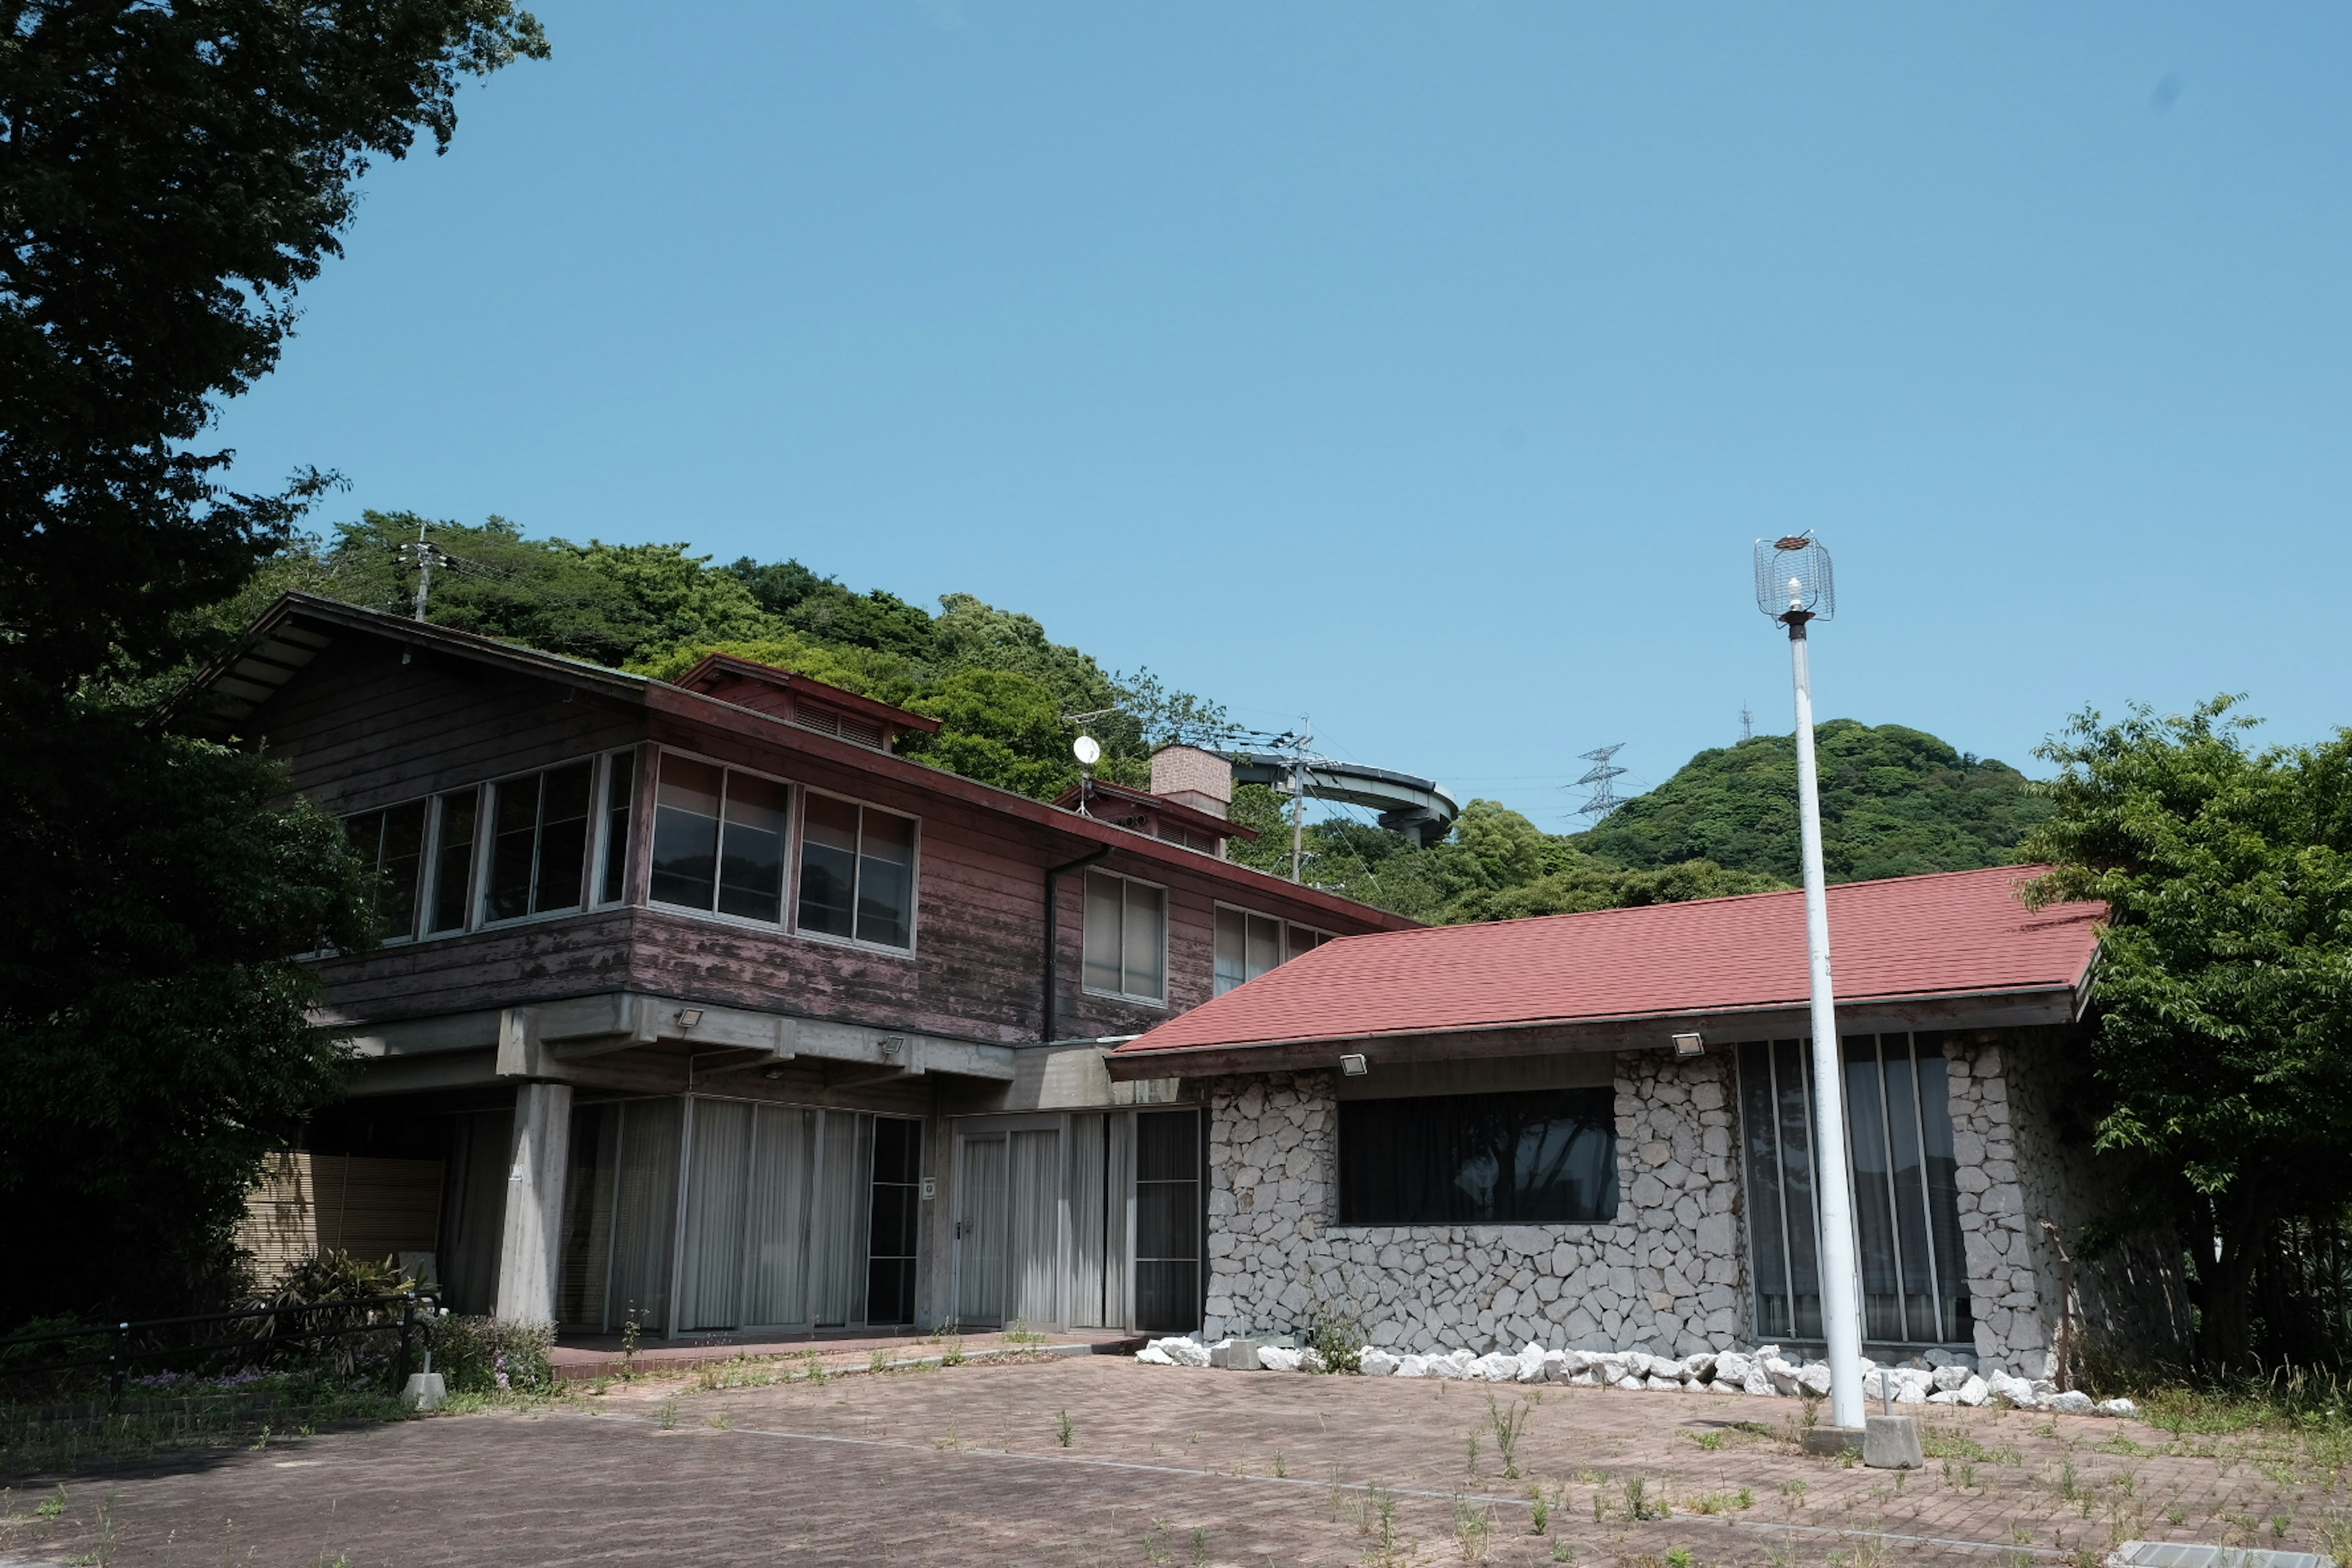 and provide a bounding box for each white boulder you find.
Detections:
[1932,1363,1972,1393]
[1956,1374,1990,1407]
[1148,1337,1212,1368]
[1468,1353,1521,1382]
[1714,1352,1754,1386]
[2048,1390,2096,1415]
[1796,1362,1834,1398]
[2095,1398,2138,1418]
[1359,1349,1400,1378]
[1394,1354,1431,1379]
[1135,1346,1175,1365]
[1645,1373,1684,1392]
[1259,1346,1305,1372]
